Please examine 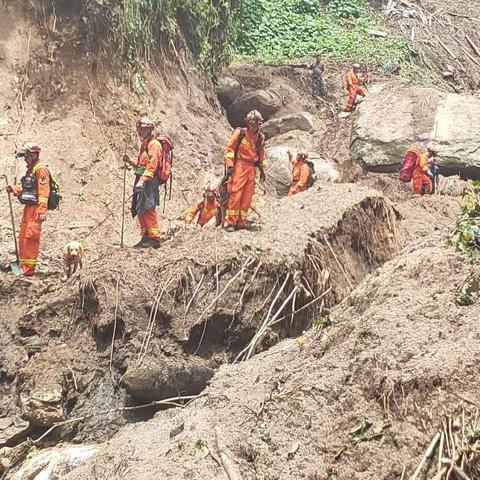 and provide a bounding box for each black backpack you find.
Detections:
[306,161,316,188]
[47,170,61,211]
